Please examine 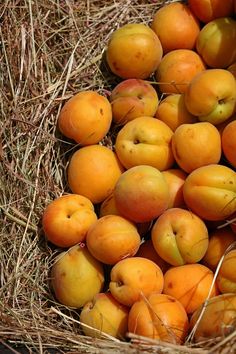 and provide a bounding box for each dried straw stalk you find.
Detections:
[0,0,236,353]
